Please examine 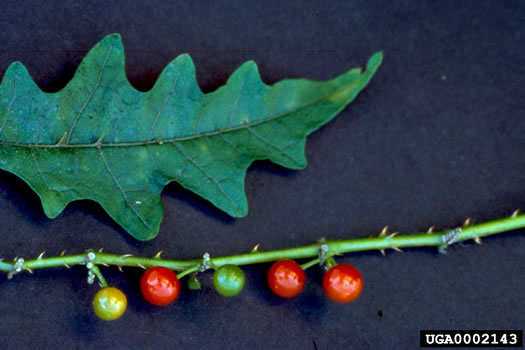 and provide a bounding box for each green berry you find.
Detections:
[213,264,246,297]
